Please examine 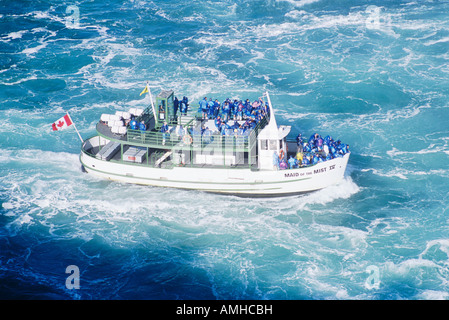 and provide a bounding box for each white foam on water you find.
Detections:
[193,32,248,52]
[311,103,434,136]
[0,30,28,42]
[420,239,449,261]
[15,26,59,57]
[310,223,369,250]
[285,90,313,96]
[361,168,408,180]
[278,3,449,43]
[1,74,38,86]
[21,43,48,55]
[277,0,321,8]
[384,103,432,122]
[295,175,360,209]
[416,290,449,300]
[285,10,308,19]
[1,149,91,234]
[361,238,449,298]
[390,139,449,157]
[181,12,205,22]
[384,258,438,276]
[73,36,145,90]
[424,36,449,46]
[0,148,80,172]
